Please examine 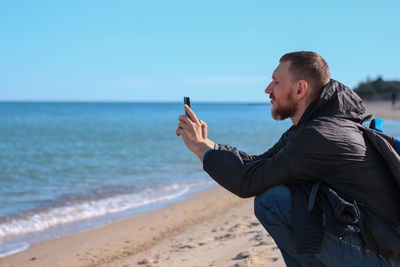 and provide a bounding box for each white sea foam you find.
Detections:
[0,182,206,238]
[0,242,30,258]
